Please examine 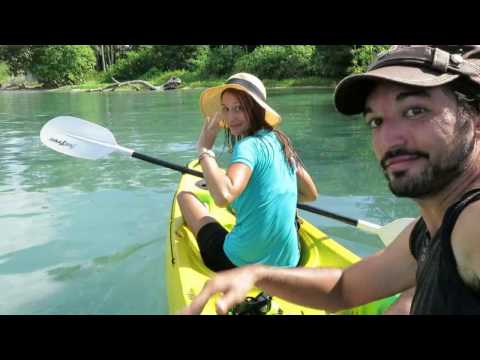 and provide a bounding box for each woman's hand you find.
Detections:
[197,112,223,154]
